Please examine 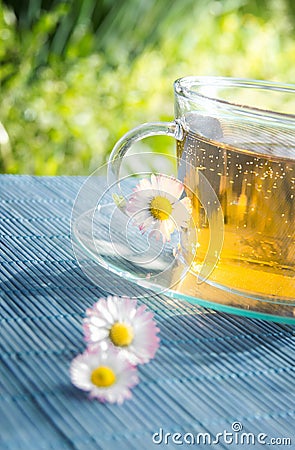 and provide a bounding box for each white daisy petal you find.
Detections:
[87,316,108,328]
[167,218,176,234]
[160,192,177,205]
[130,209,151,227]
[127,201,146,214]
[136,178,152,191]
[115,297,136,323]
[138,215,155,232]
[129,193,150,206]
[169,178,184,199]
[93,299,113,323]
[107,295,119,320]
[131,189,153,203]
[172,198,192,227]
[85,351,104,367]
[150,174,160,191]
[127,196,153,217]
[158,175,183,199]
[84,324,109,342]
[70,353,96,391]
[157,175,171,193]
[158,220,174,242]
[122,297,138,315]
